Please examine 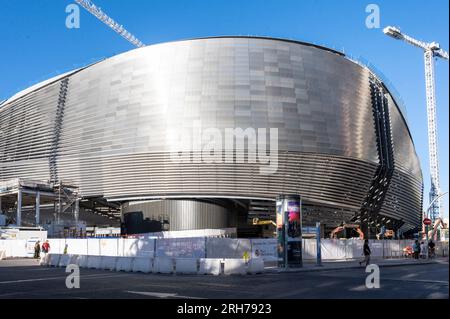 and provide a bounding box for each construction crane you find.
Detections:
[74,0,145,48]
[383,26,449,223]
